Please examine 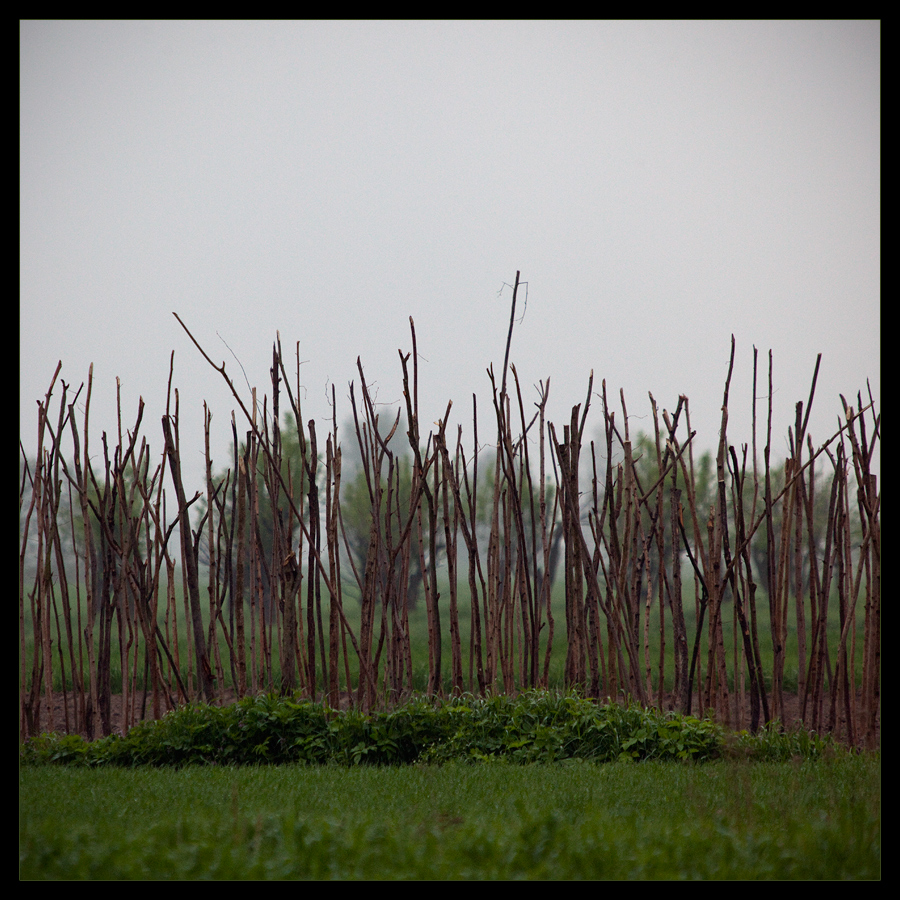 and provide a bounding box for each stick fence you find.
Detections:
[19,281,880,747]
